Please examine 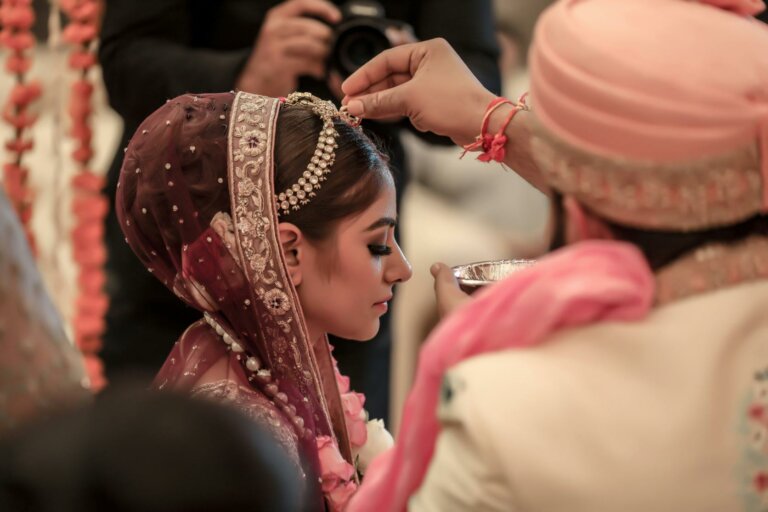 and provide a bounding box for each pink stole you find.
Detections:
[348,240,655,512]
